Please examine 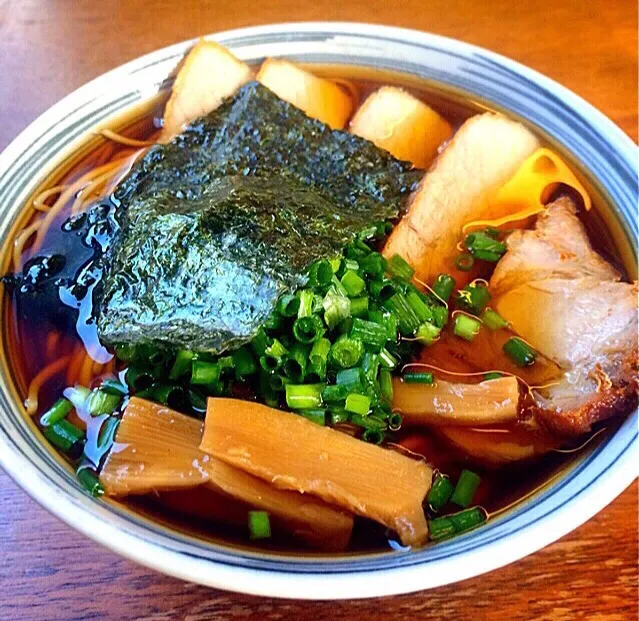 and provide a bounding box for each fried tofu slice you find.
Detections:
[350,86,452,168]
[491,198,638,435]
[383,112,540,283]
[256,58,353,129]
[162,39,253,140]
